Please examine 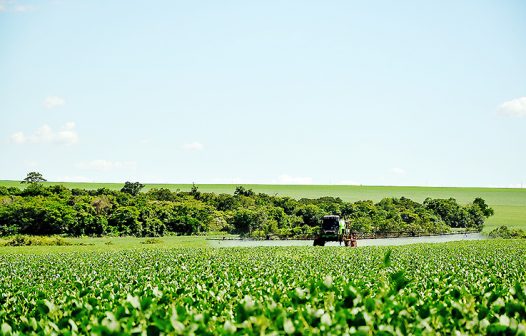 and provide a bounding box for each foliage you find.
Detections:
[0,196,77,235]
[141,238,163,244]
[108,206,142,236]
[0,184,493,238]
[489,226,526,239]
[229,208,268,235]
[2,180,521,233]
[190,183,200,199]
[20,172,47,184]
[423,197,493,231]
[1,235,72,246]
[146,188,177,202]
[120,181,145,196]
[234,186,255,197]
[0,240,525,334]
